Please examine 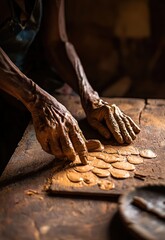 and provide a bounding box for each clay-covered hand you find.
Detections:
[86,99,140,144]
[30,94,103,164]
